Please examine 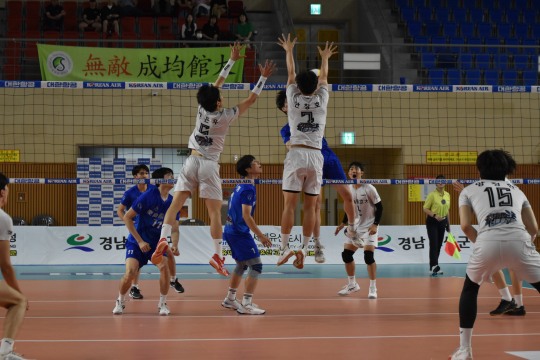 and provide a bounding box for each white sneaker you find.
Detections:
[112,299,125,315]
[338,283,360,296]
[237,303,266,315]
[449,346,473,360]
[368,286,378,299]
[221,297,241,310]
[158,302,170,316]
[277,246,295,266]
[1,351,26,360]
[314,245,326,263]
